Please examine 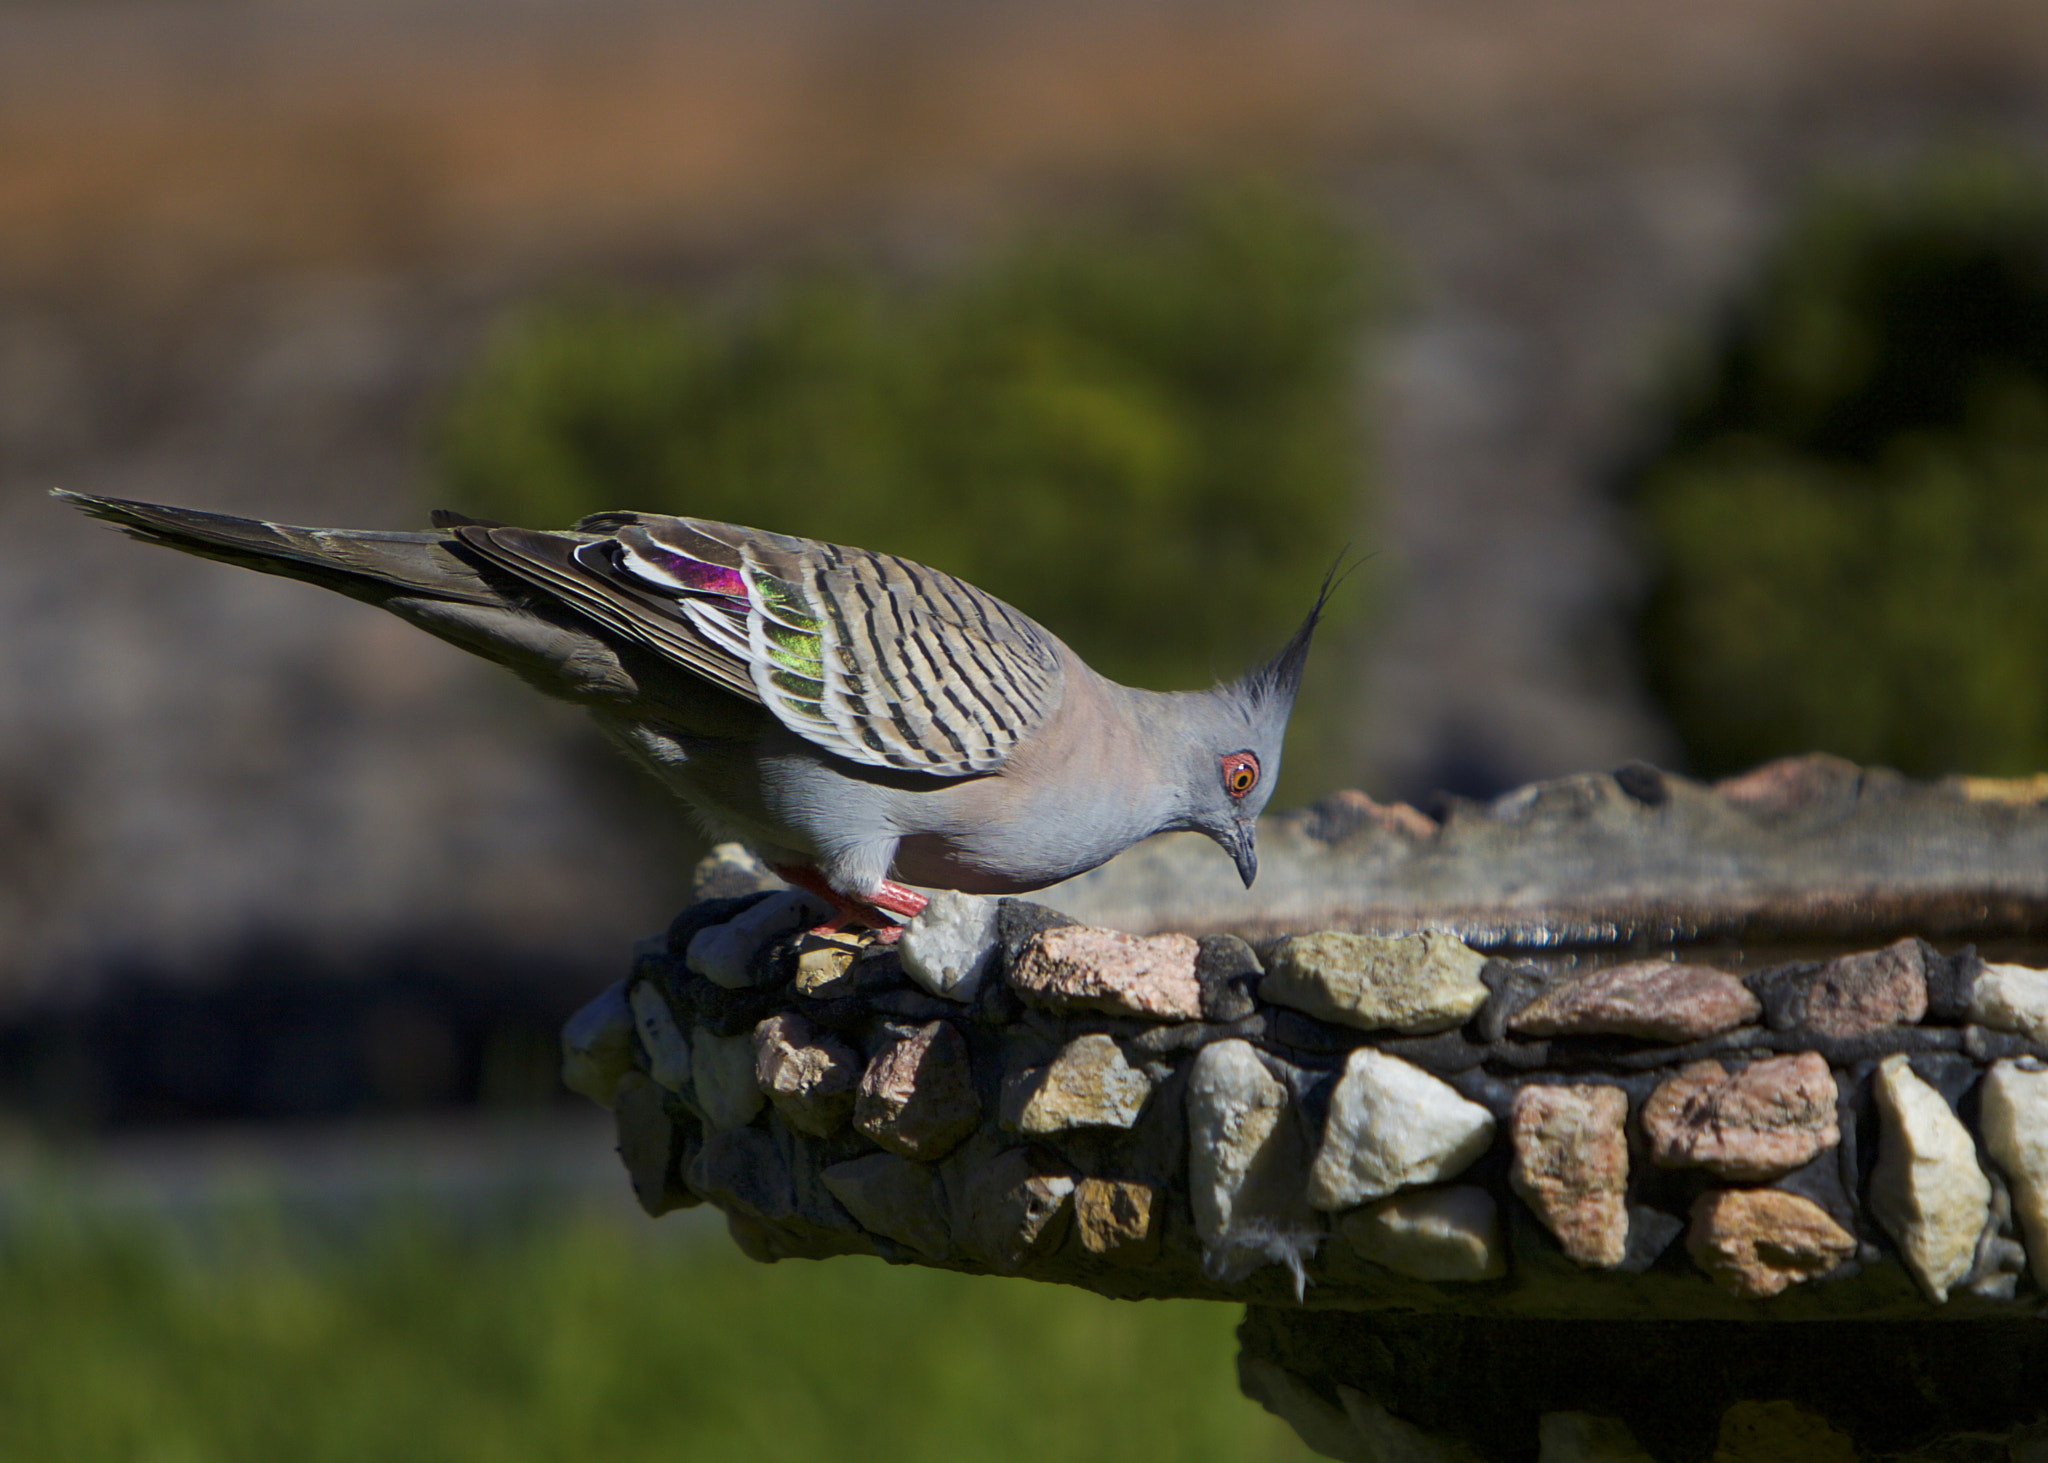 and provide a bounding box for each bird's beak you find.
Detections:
[1229,819,1259,889]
